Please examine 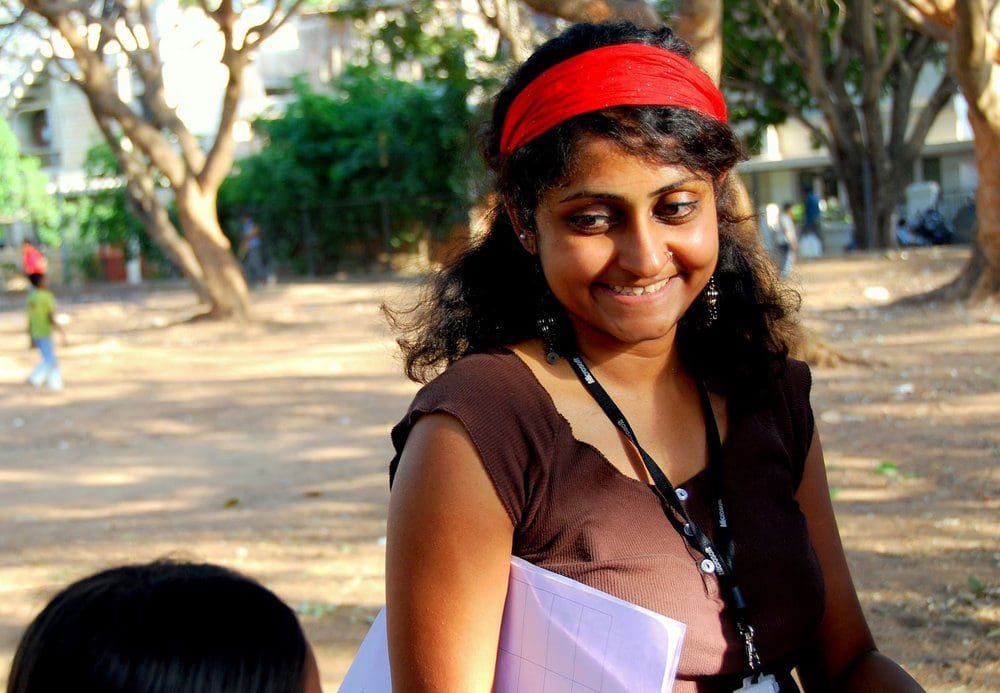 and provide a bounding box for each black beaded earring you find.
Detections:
[534,262,566,364]
[704,275,719,325]
[537,313,561,364]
